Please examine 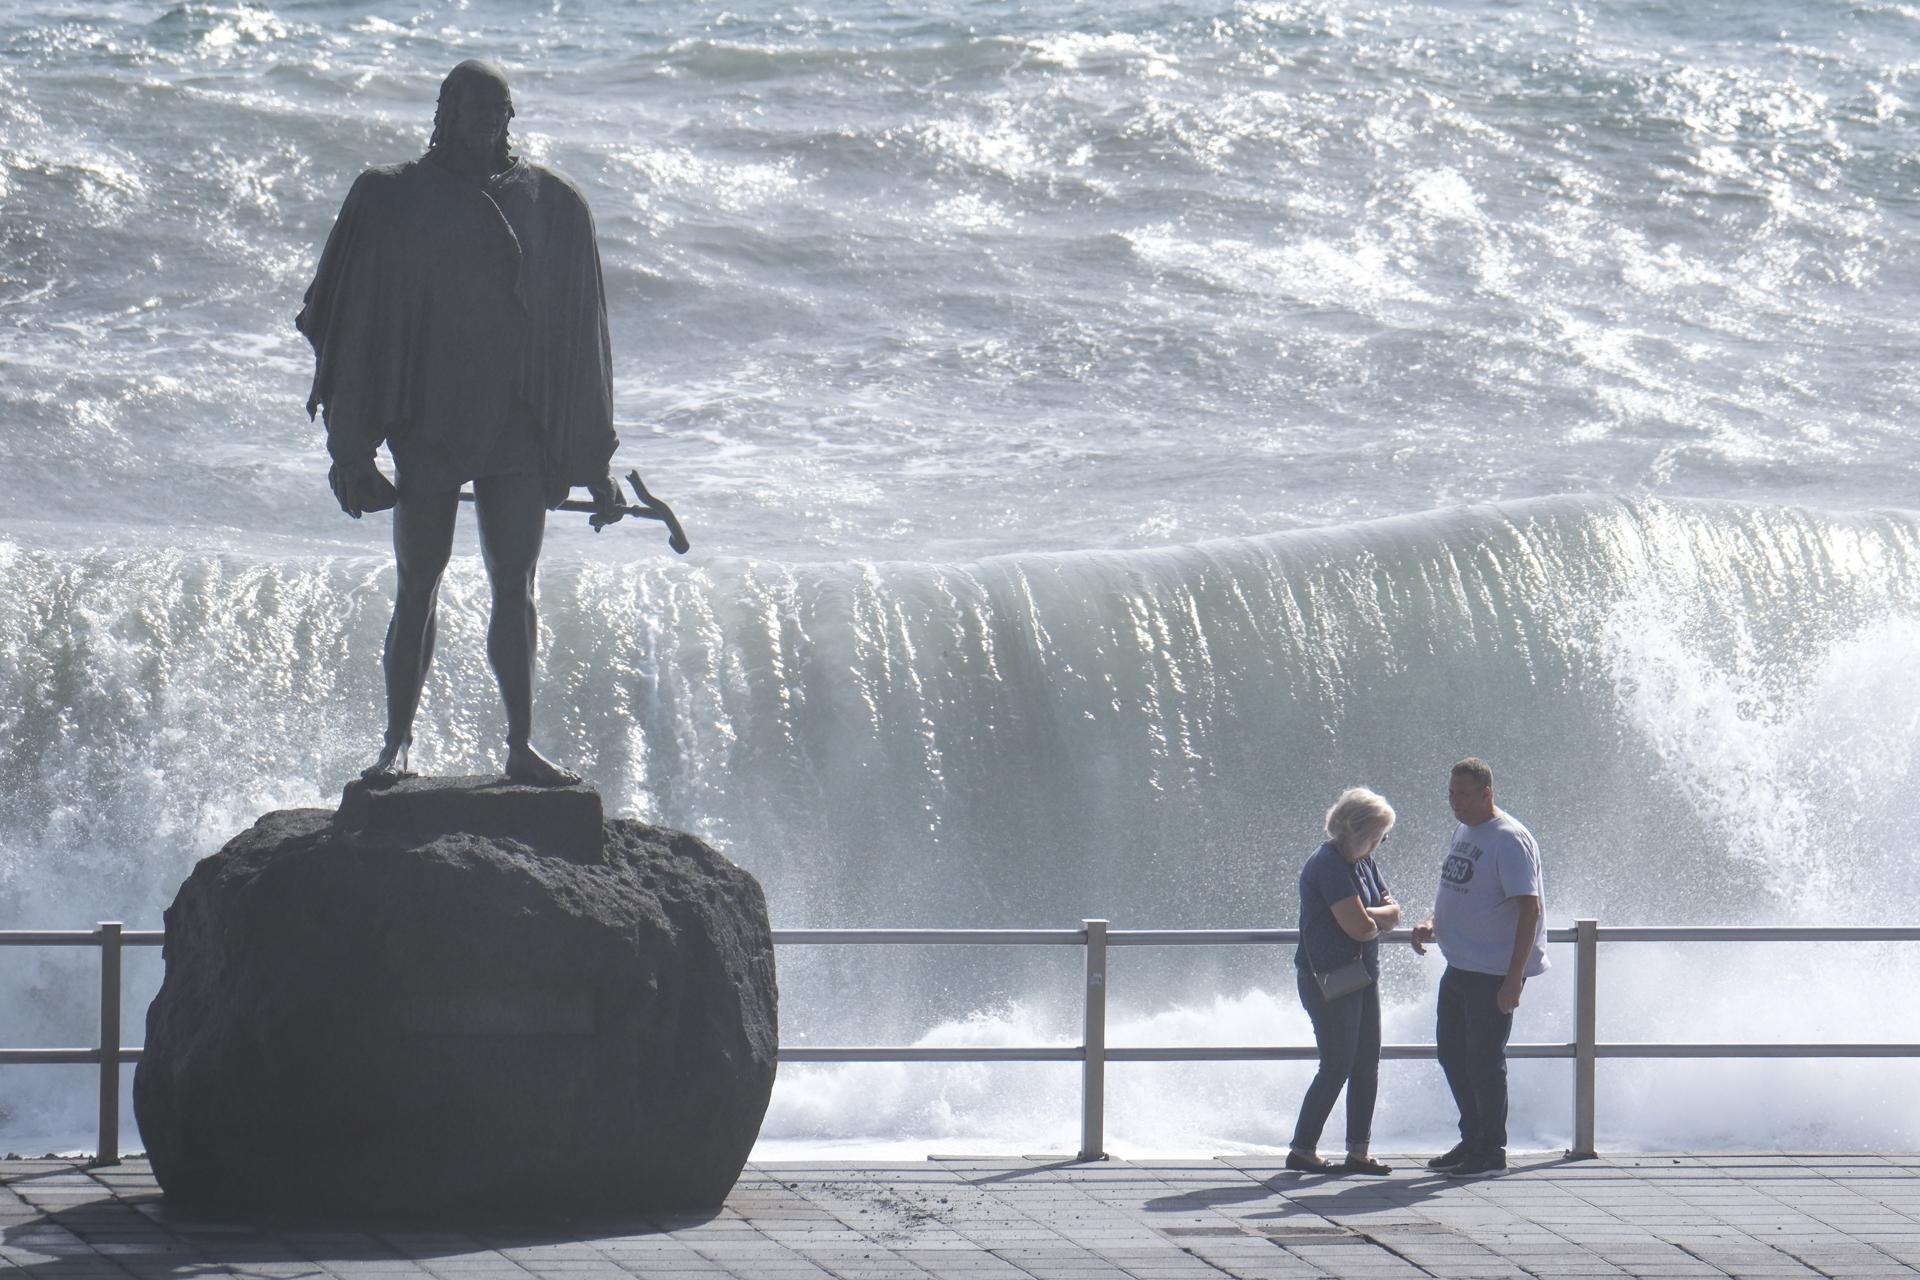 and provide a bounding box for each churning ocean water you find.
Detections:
[5,0,1920,1157]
